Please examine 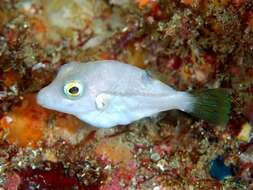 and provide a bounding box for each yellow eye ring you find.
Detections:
[63,80,83,97]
